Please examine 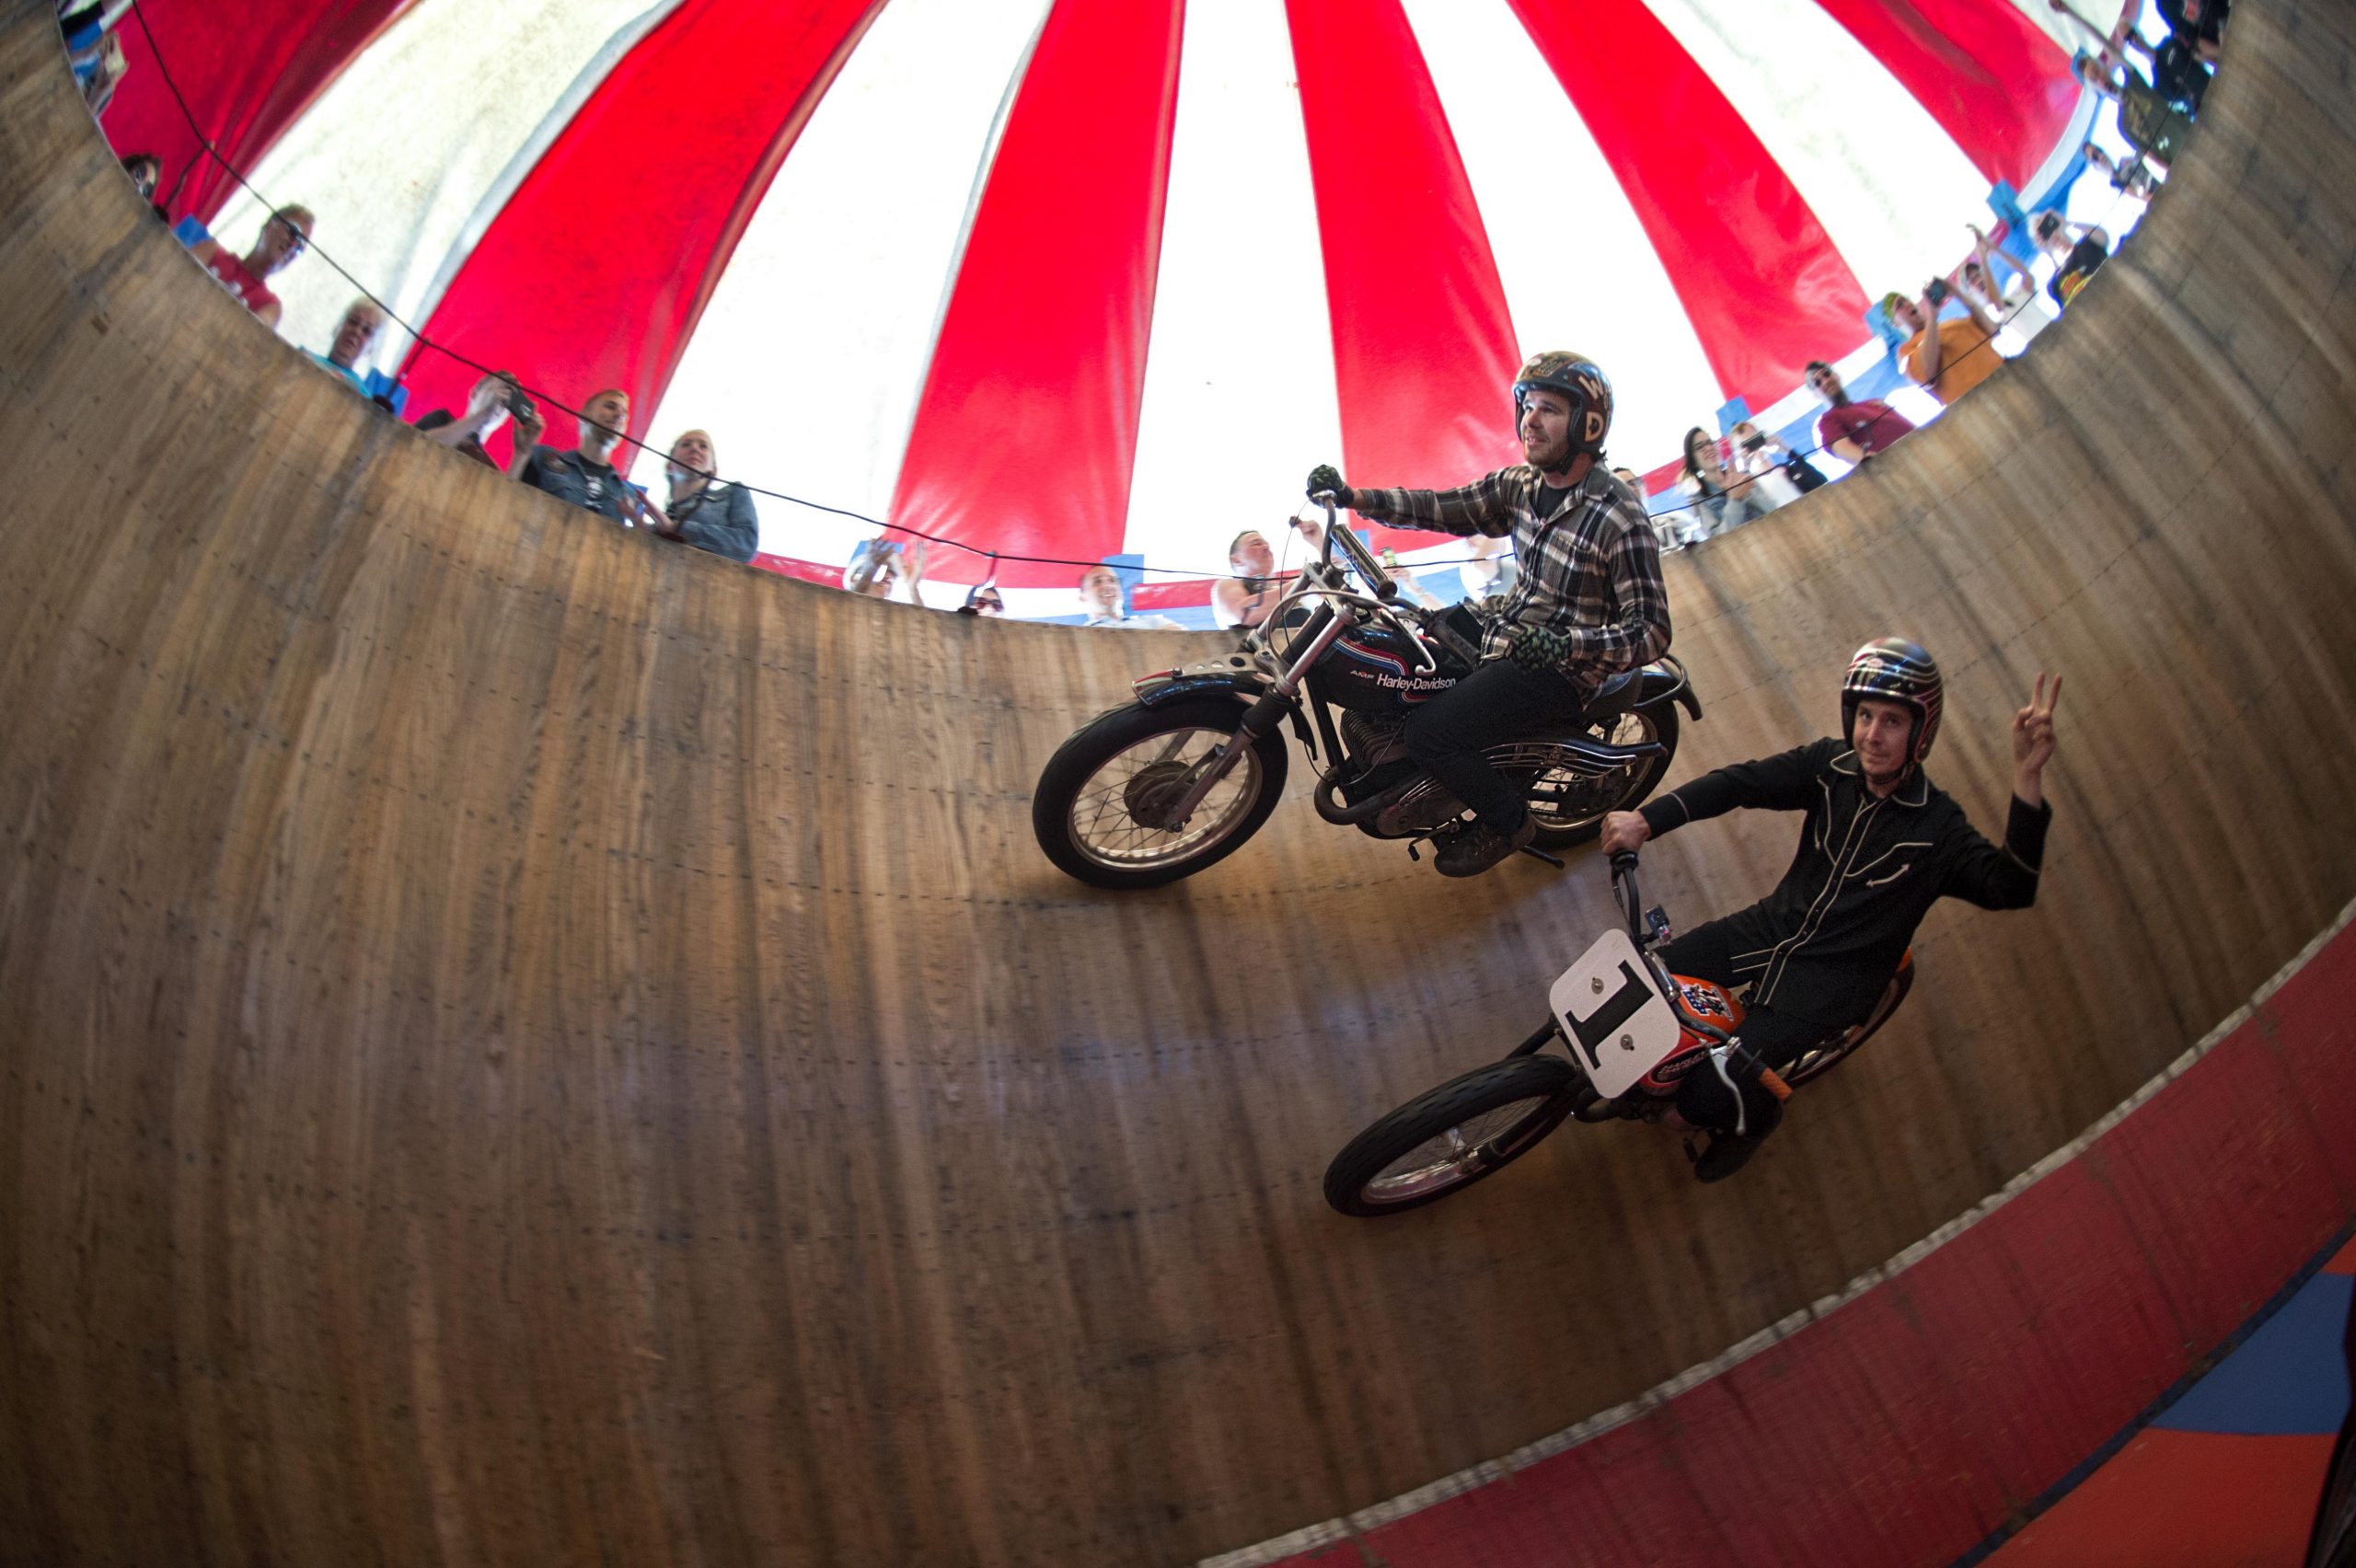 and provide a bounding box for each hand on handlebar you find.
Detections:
[1599,811,1651,857]
[1306,464,1348,506]
[1507,625,1573,674]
